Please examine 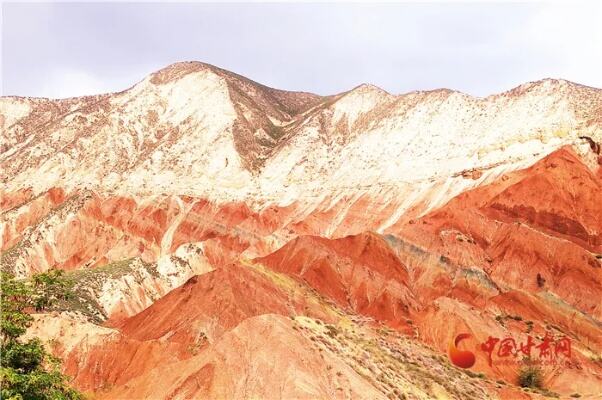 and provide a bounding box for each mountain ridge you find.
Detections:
[0,62,602,186]
[3,61,602,399]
